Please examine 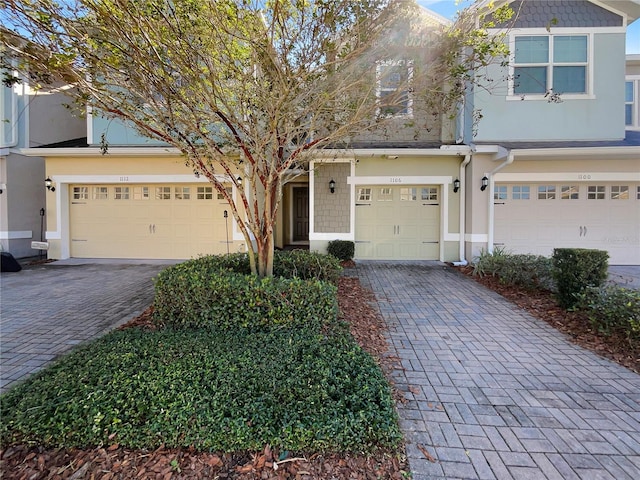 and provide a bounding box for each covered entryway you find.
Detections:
[354,185,440,260]
[69,183,233,259]
[494,182,640,265]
